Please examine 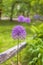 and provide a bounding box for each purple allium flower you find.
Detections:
[33,15,40,20]
[25,17,31,23]
[12,25,26,39]
[18,15,25,22]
